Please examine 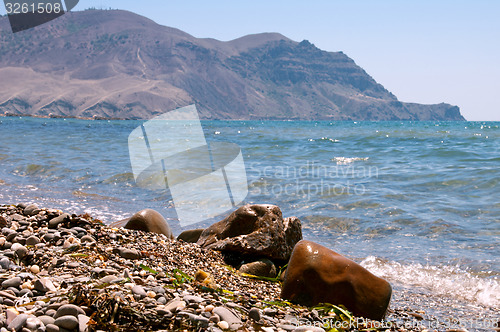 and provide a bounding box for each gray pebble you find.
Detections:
[132,285,147,299]
[7,313,28,332]
[0,257,11,269]
[54,304,86,318]
[78,314,90,332]
[38,315,55,326]
[54,315,79,330]
[45,324,60,332]
[23,204,40,216]
[25,236,40,246]
[213,307,242,330]
[2,277,22,289]
[48,213,70,229]
[34,278,57,292]
[80,235,94,243]
[117,248,141,260]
